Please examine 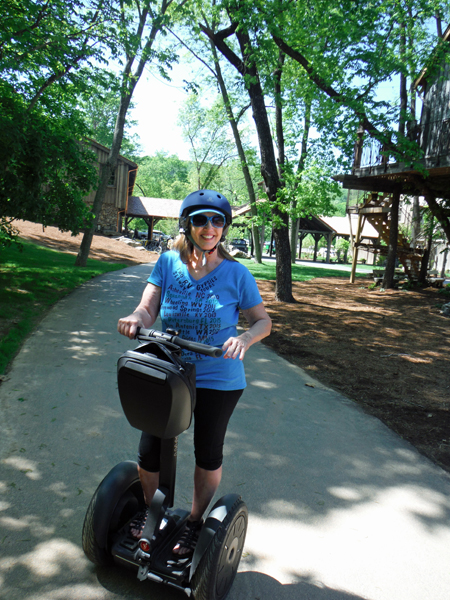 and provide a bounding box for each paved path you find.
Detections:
[1,263,450,600]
